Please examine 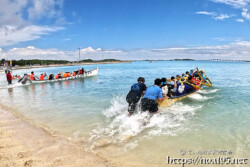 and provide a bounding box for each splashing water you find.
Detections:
[86,95,203,153]
[0,82,30,89]
[188,93,214,101]
[199,89,218,94]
